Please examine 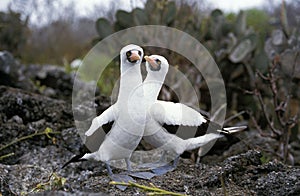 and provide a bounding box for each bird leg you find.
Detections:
[173,155,180,168]
[105,161,113,176]
[158,151,167,164]
[125,158,133,171]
